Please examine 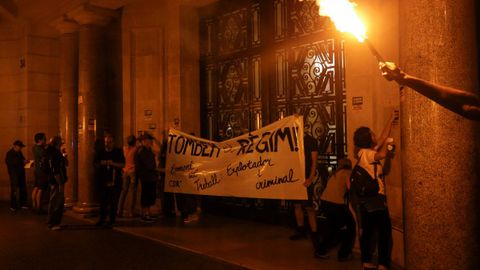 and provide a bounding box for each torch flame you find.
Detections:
[316,0,366,42]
